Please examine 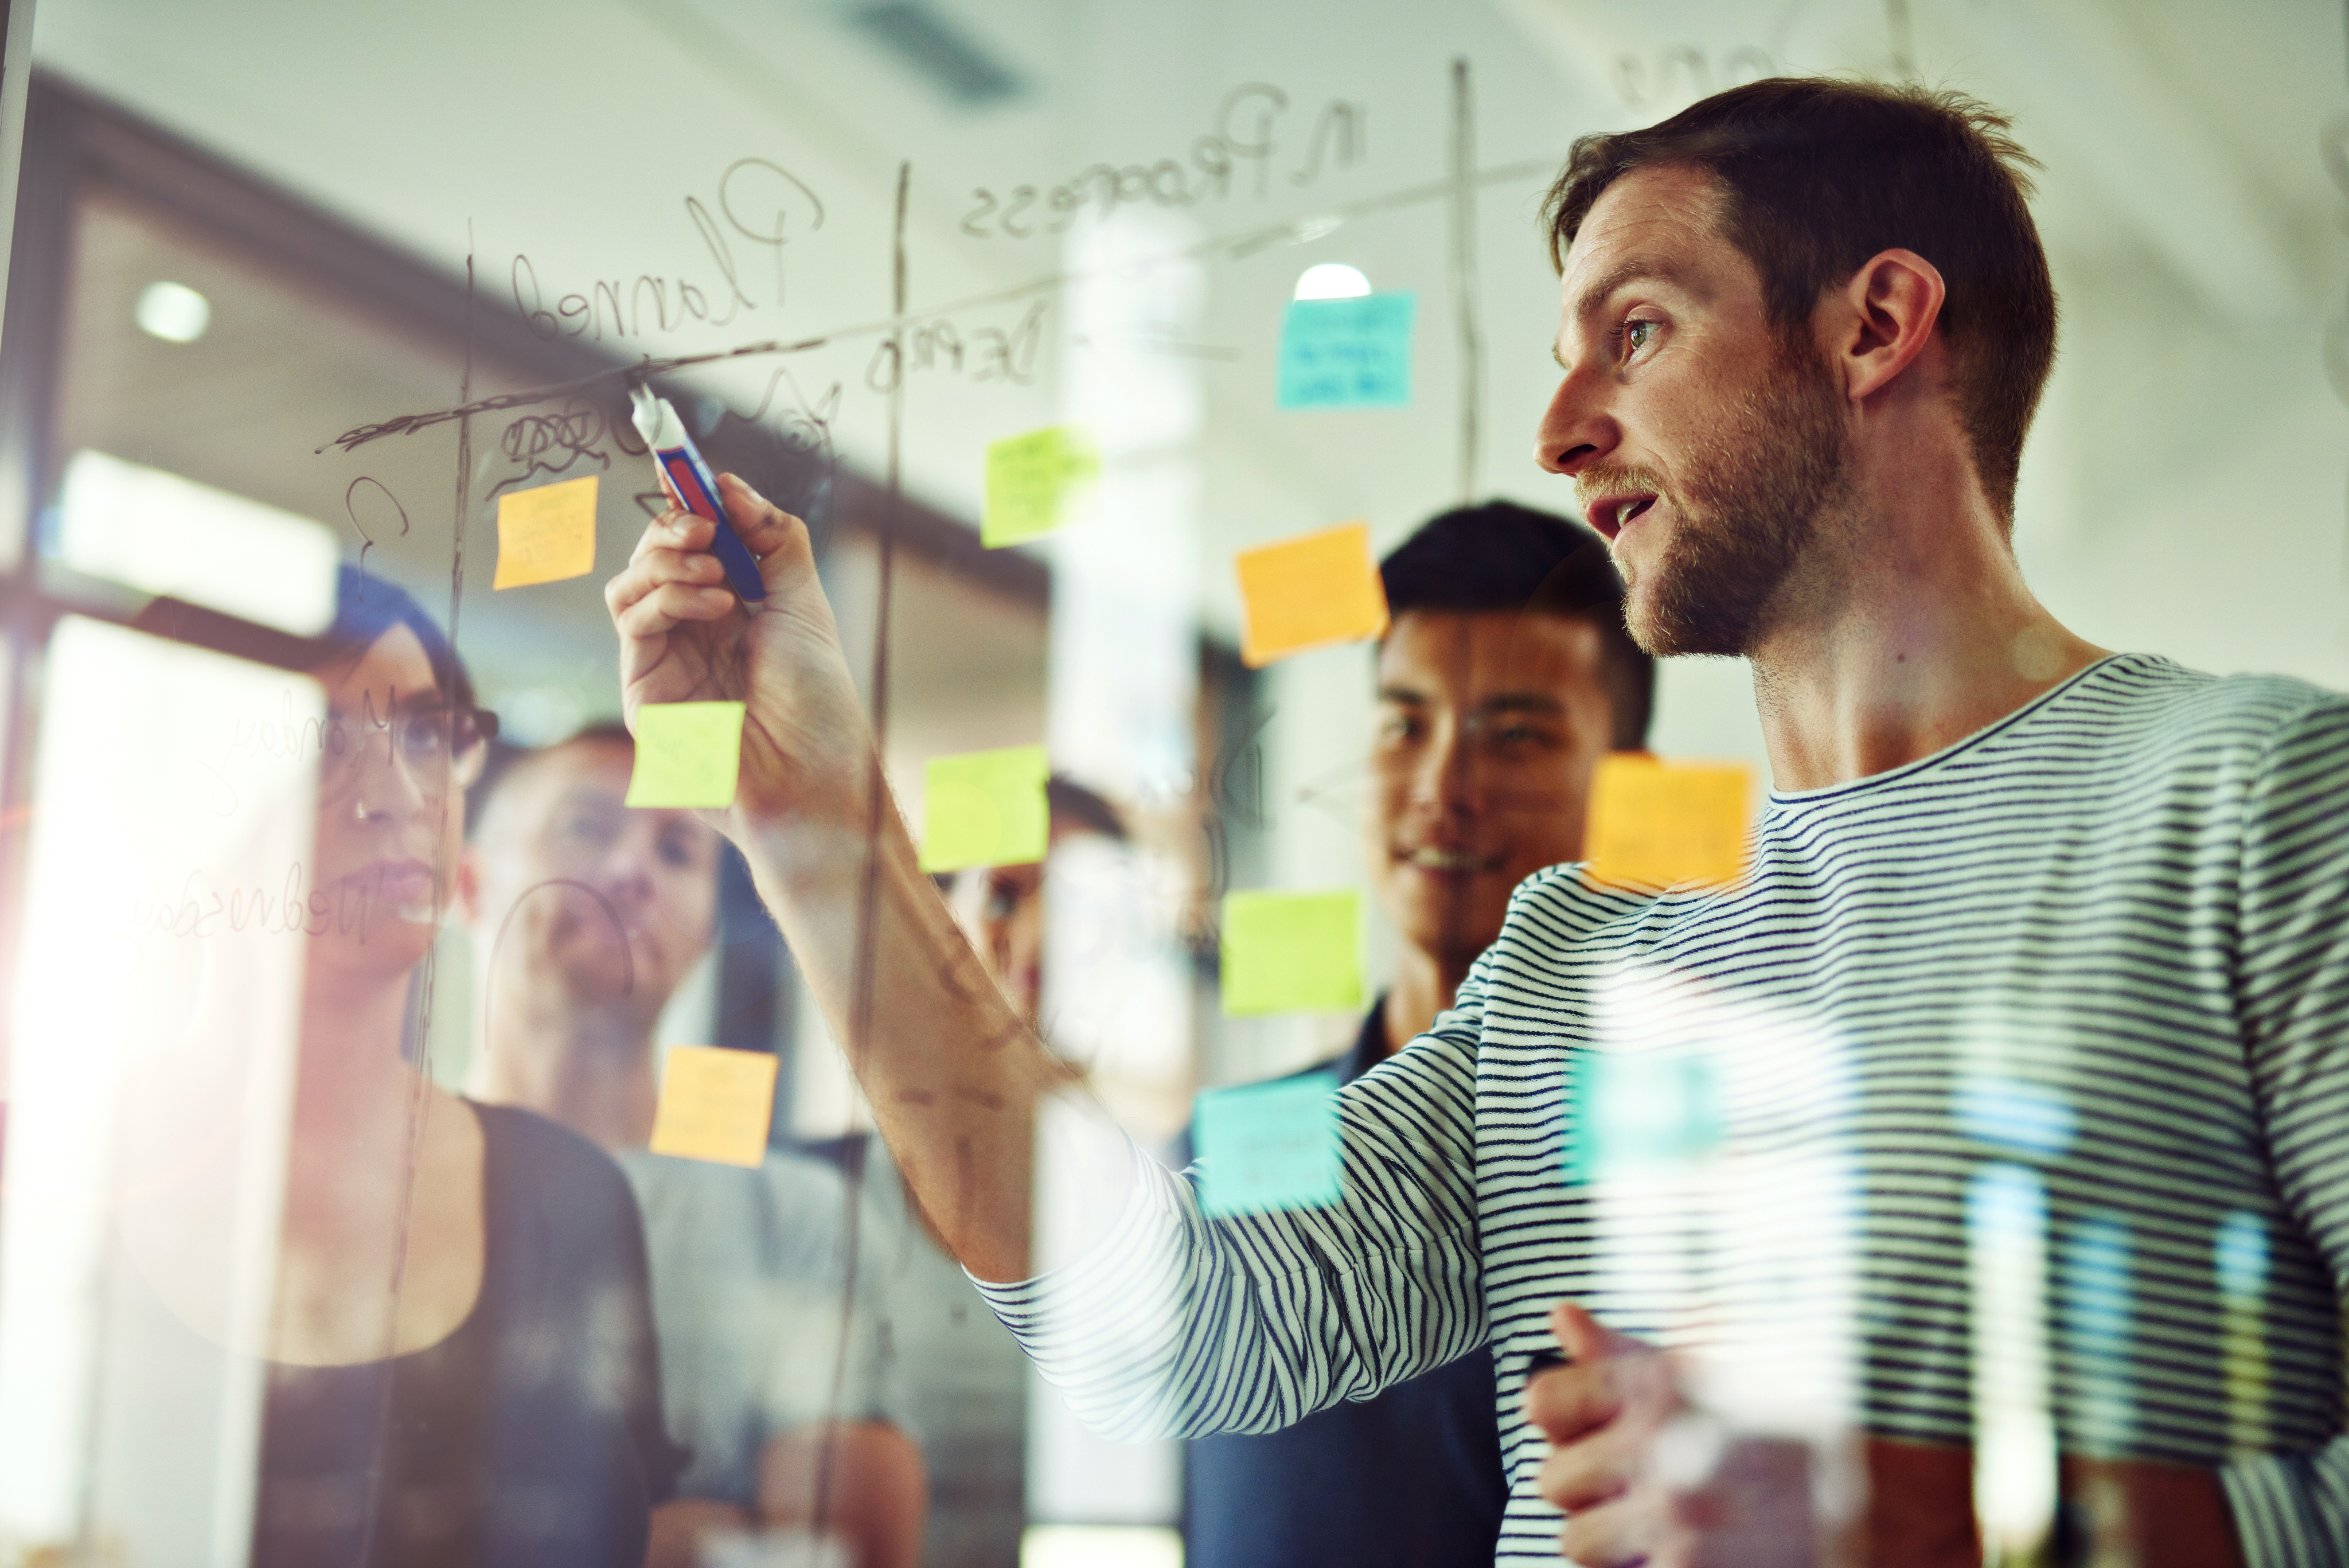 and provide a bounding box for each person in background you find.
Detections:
[135,571,681,1568]
[1182,502,1652,1568]
[848,774,1136,1568]
[459,724,924,1568]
